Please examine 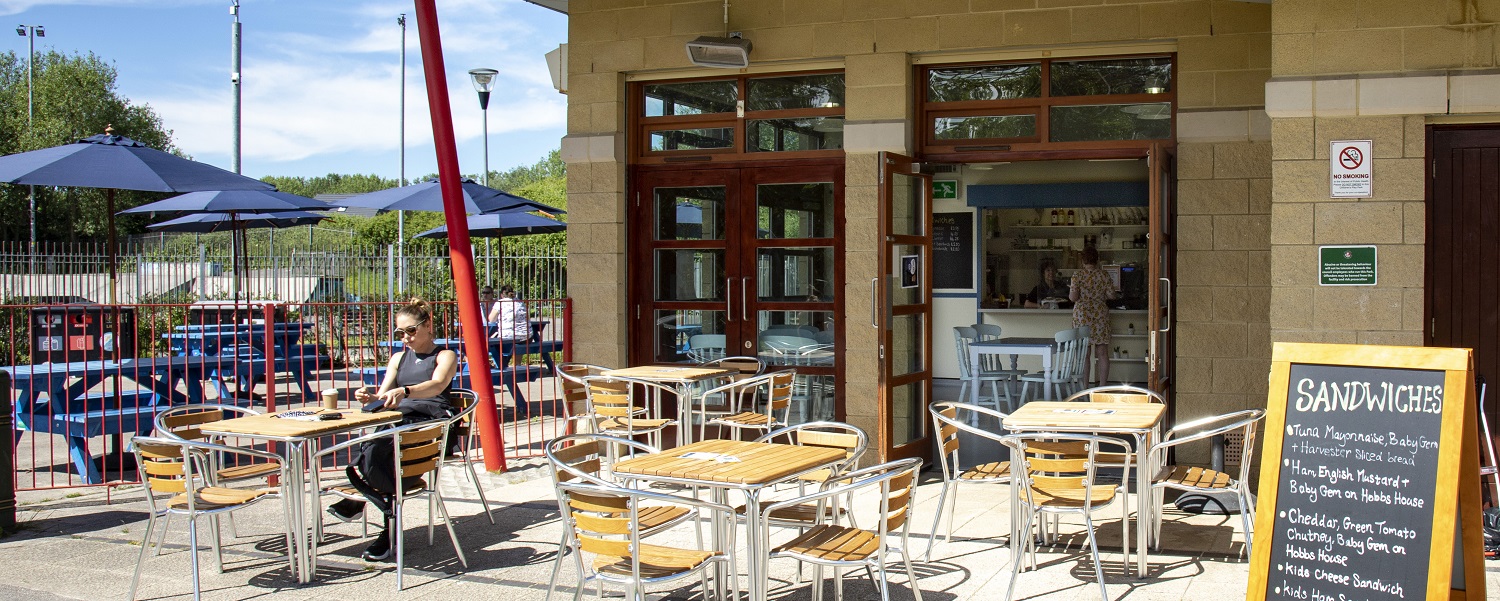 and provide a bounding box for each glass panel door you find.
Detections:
[1147,143,1176,400]
[879,152,934,461]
